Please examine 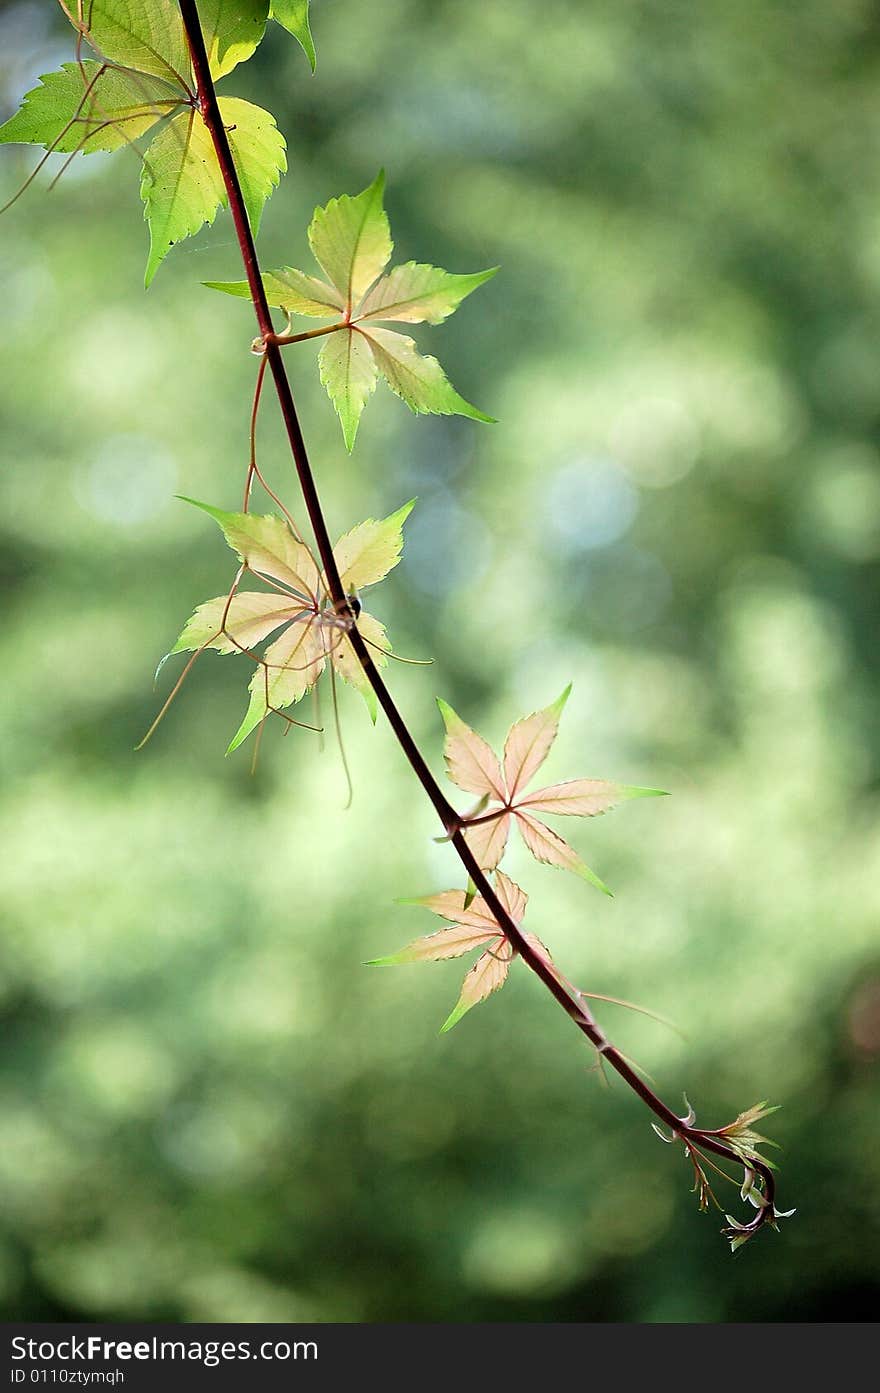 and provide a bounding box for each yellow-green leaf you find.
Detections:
[140,97,285,285]
[332,500,415,593]
[270,0,316,71]
[220,96,286,235]
[0,61,178,154]
[317,329,379,453]
[179,498,320,598]
[205,267,343,315]
[169,592,300,656]
[73,0,190,90]
[363,326,495,423]
[200,0,270,79]
[329,611,388,723]
[356,262,498,325]
[140,107,223,287]
[309,170,392,313]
